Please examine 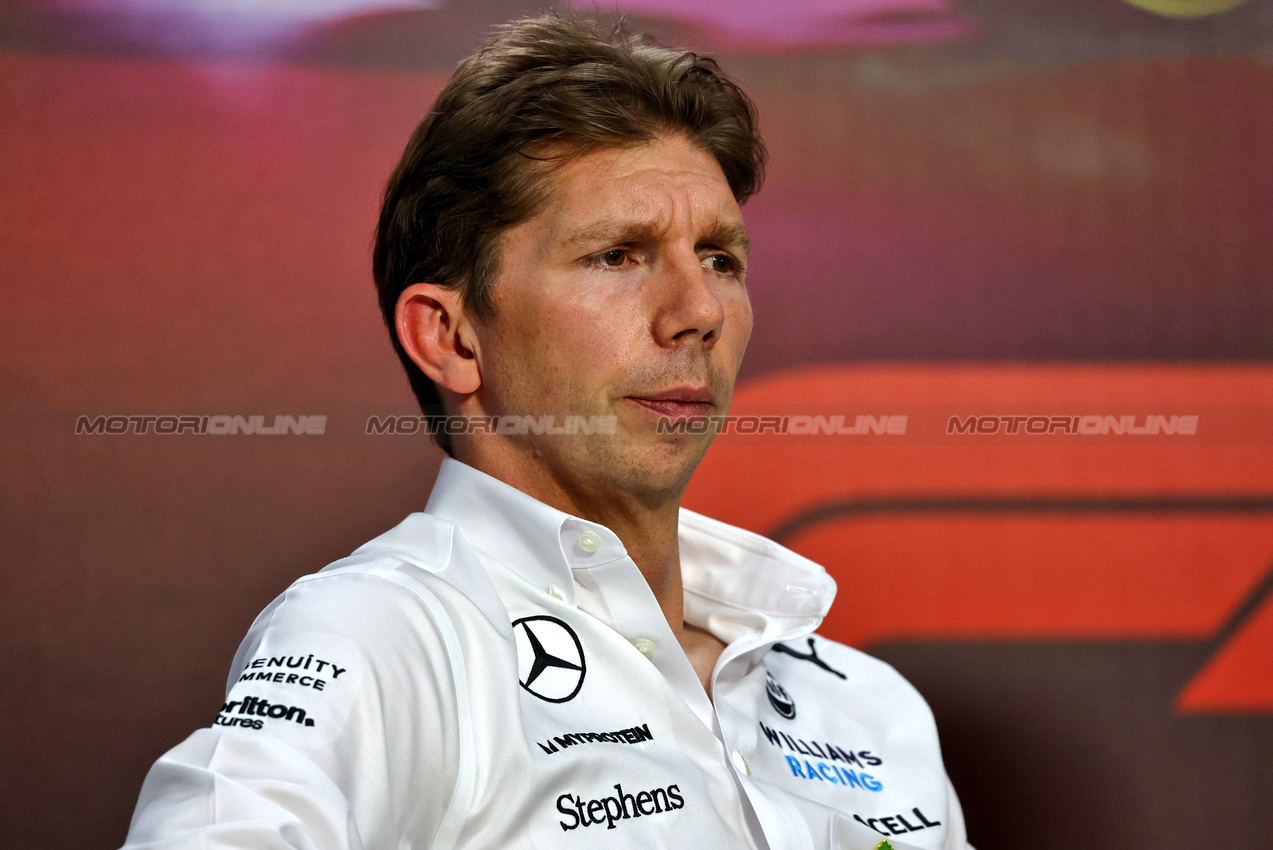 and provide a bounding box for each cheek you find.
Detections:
[513,302,644,396]
[725,293,754,352]
[556,287,649,357]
